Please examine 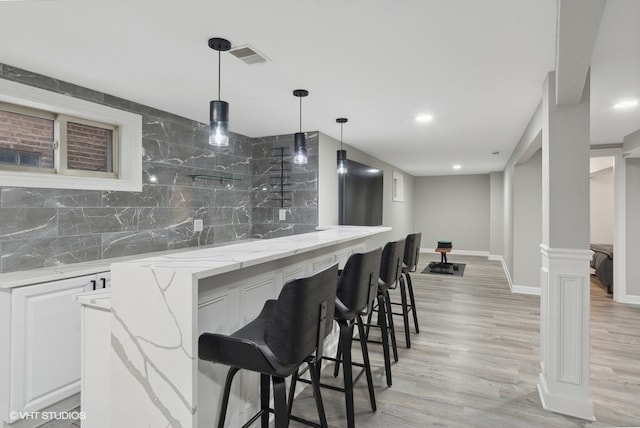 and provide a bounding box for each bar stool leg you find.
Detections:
[272,376,288,428]
[337,319,355,428]
[333,335,343,377]
[406,273,420,333]
[260,374,270,428]
[218,367,240,428]
[383,289,399,362]
[356,315,377,411]
[286,368,299,416]
[307,360,328,428]
[377,292,393,386]
[399,275,411,348]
